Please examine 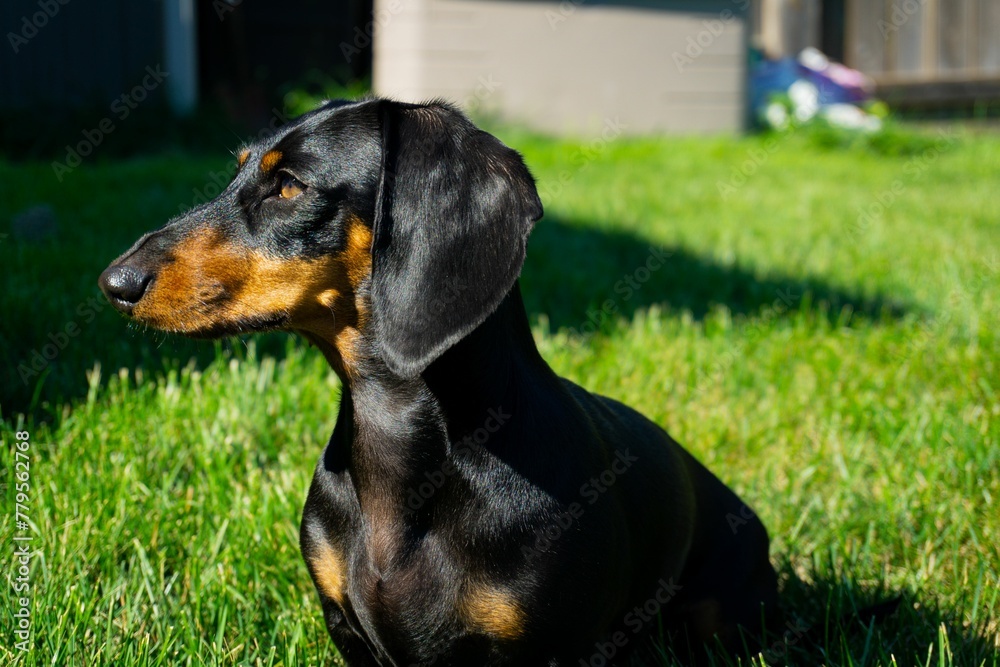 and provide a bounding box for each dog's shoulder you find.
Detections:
[556,377,668,440]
